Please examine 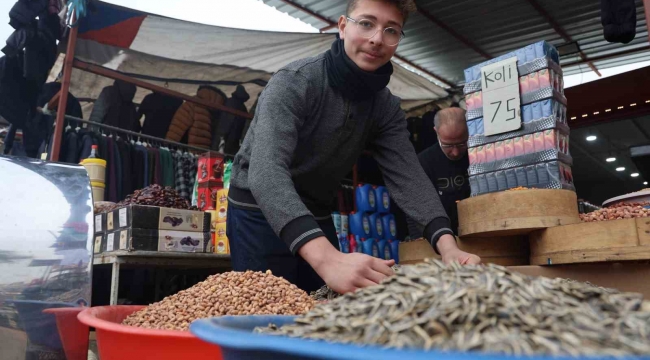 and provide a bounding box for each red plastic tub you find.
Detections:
[77,305,222,360]
[43,307,89,360]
